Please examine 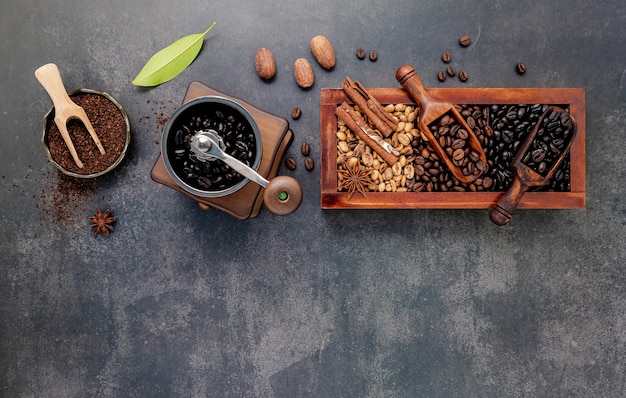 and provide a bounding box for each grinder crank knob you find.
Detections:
[263,176,303,216]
